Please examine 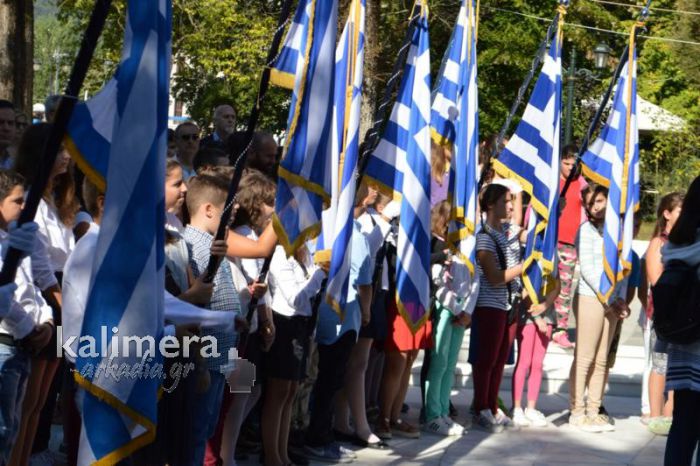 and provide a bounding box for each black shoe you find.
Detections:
[352,436,389,450]
[401,402,409,414]
[288,449,309,465]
